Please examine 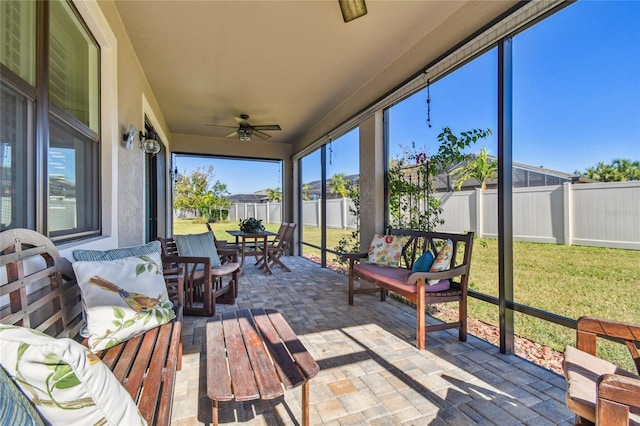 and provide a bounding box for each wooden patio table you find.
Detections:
[206,308,319,426]
[226,230,276,274]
